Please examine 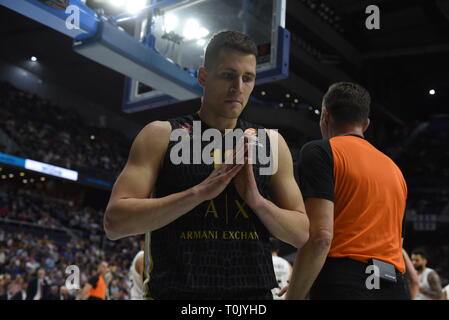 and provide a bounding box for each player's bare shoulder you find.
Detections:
[139,120,172,146]
[129,121,172,167]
